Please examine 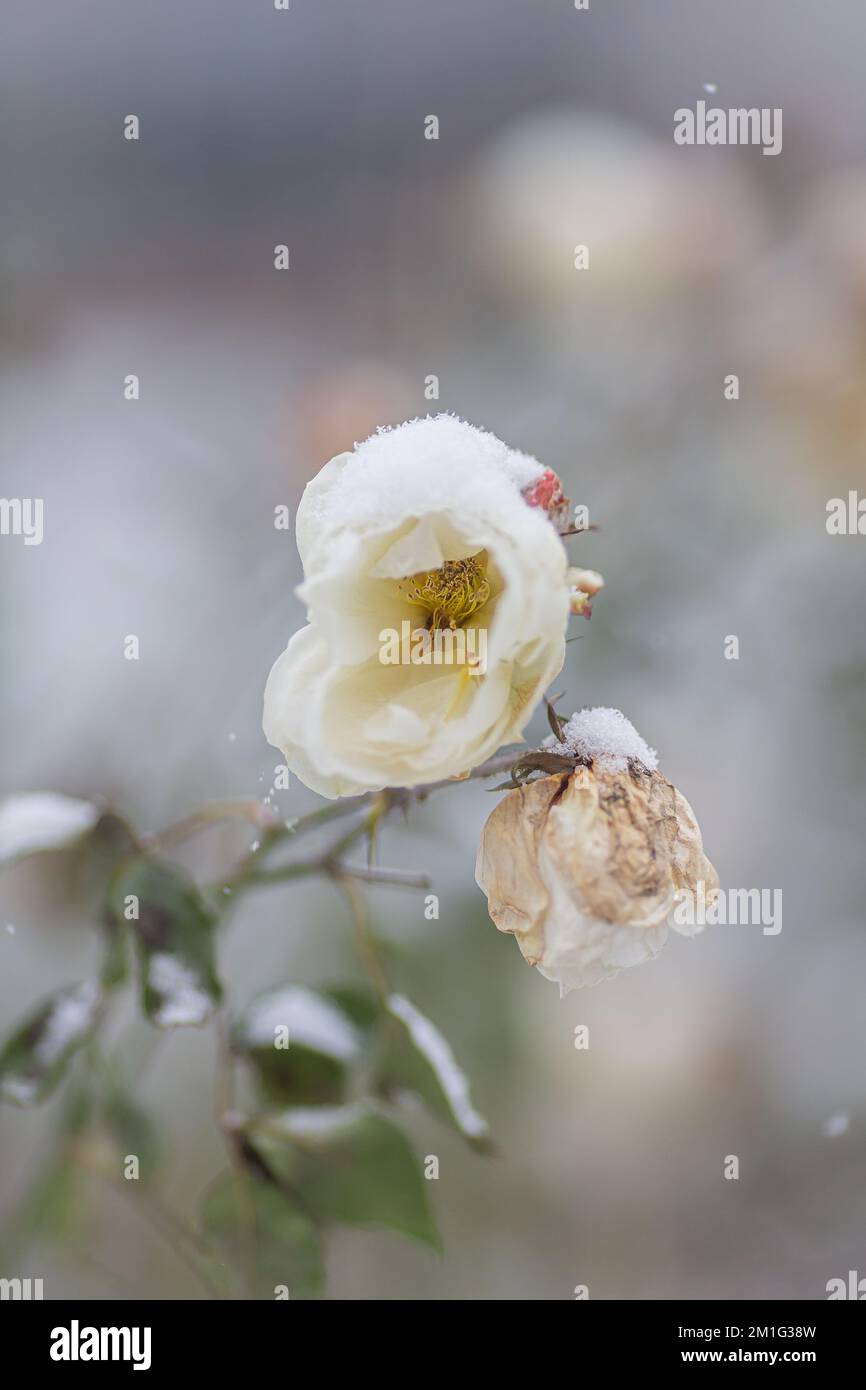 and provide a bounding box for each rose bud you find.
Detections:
[566,566,604,617]
[475,708,719,992]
